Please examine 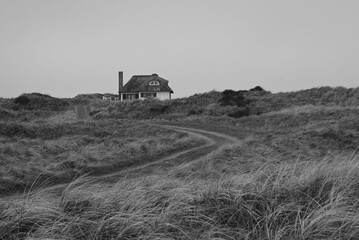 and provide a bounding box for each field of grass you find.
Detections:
[0,103,205,195]
[1,87,359,239]
[2,154,359,239]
